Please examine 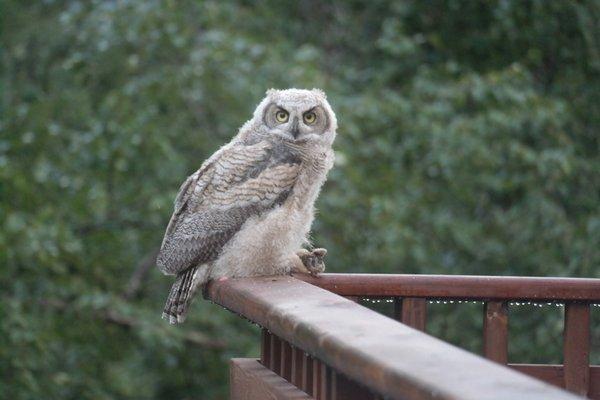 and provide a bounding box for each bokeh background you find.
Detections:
[2,1,599,399]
